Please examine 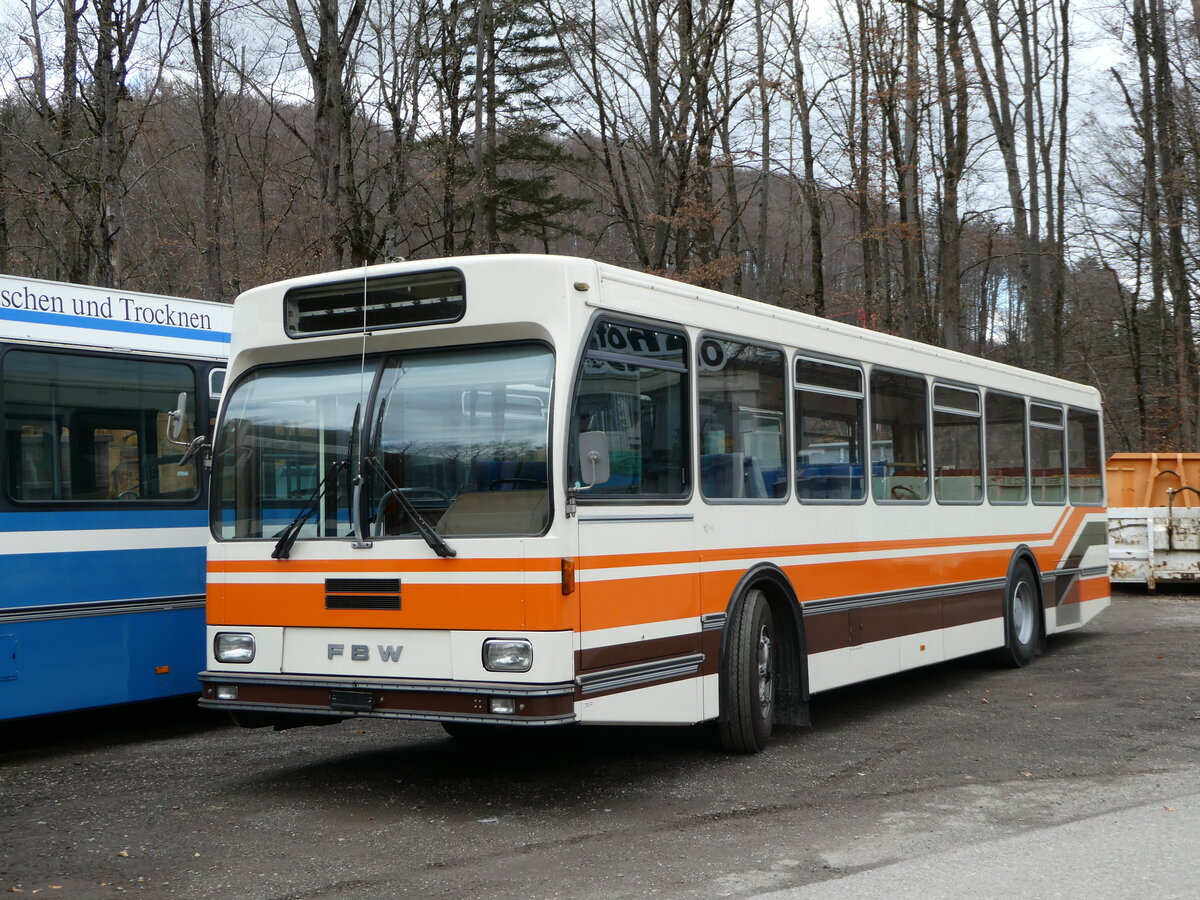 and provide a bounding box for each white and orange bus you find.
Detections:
[199,255,1109,752]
